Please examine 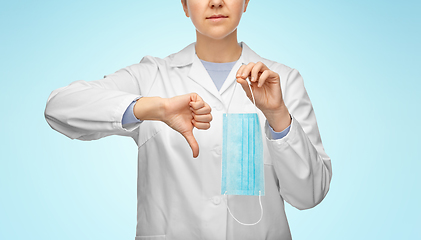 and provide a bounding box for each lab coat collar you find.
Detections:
[169,41,260,67]
[170,41,262,105]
